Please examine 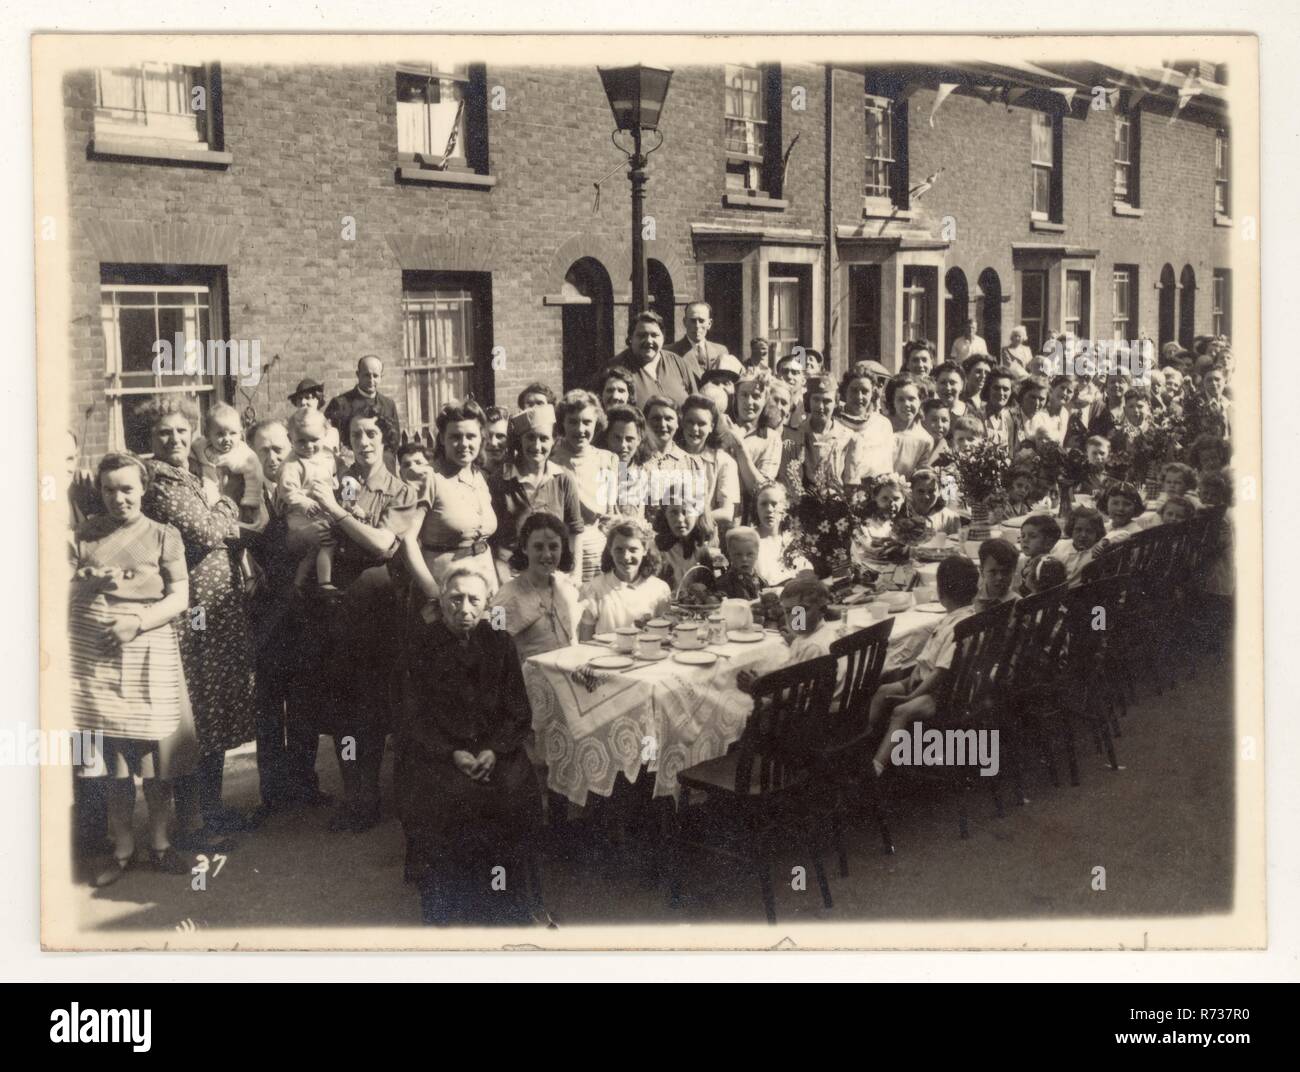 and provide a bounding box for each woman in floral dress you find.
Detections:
[139,399,257,843]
